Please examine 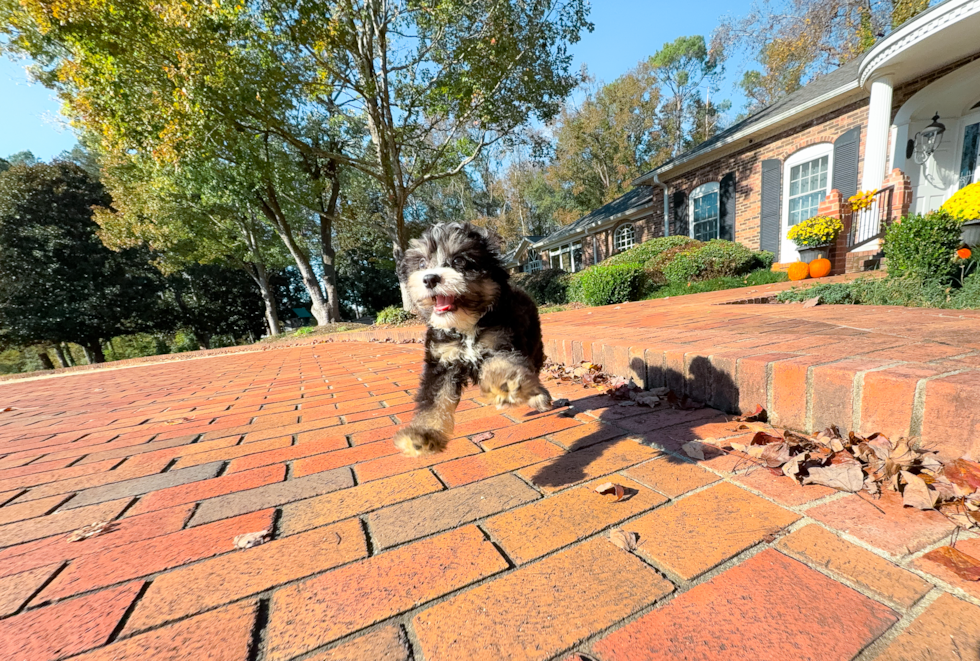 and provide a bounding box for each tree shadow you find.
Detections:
[527,355,745,491]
